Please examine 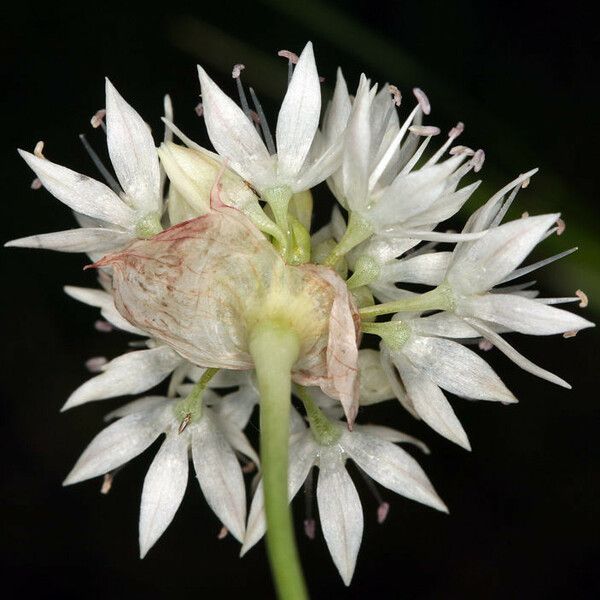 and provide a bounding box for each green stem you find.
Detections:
[249,321,308,600]
[323,212,372,267]
[359,284,453,319]
[295,386,341,446]
[174,367,219,431]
